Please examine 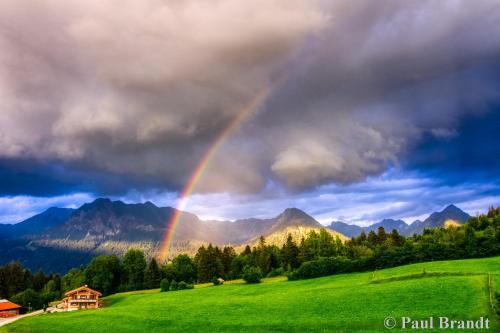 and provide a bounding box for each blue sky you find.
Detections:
[0,1,499,225]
